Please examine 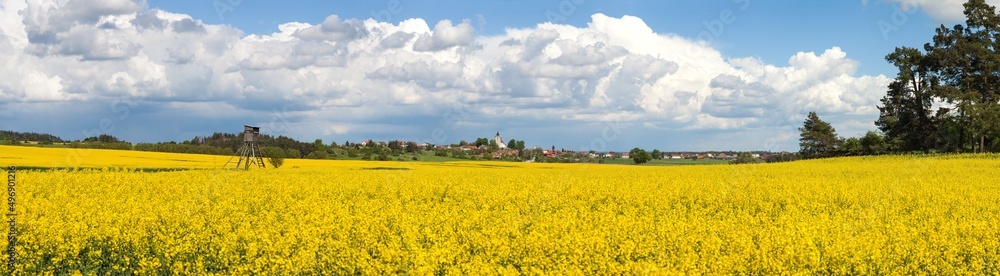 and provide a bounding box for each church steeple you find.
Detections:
[495,131,507,149]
